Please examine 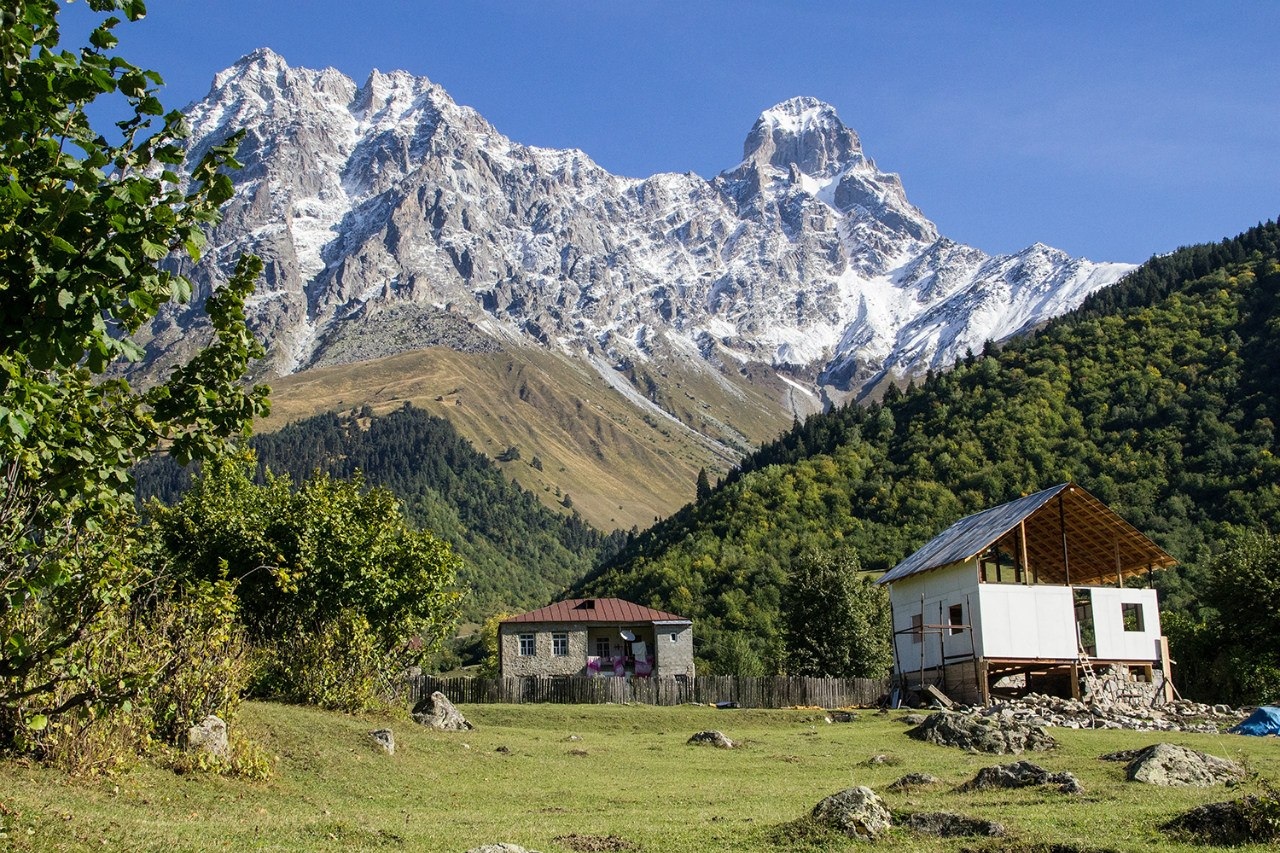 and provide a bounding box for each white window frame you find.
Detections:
[552,632,569,656]
[518,633,535,656]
